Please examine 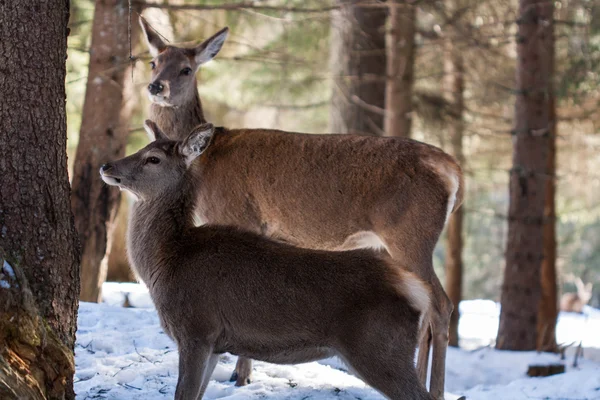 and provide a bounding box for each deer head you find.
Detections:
[139,16,228,107]
[100,120,214,199]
